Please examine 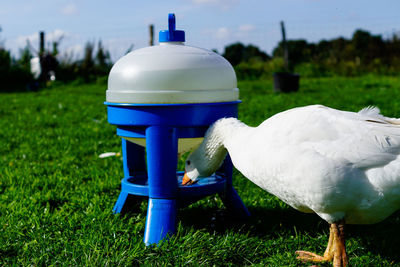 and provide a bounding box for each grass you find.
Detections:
[1,75,400,266]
